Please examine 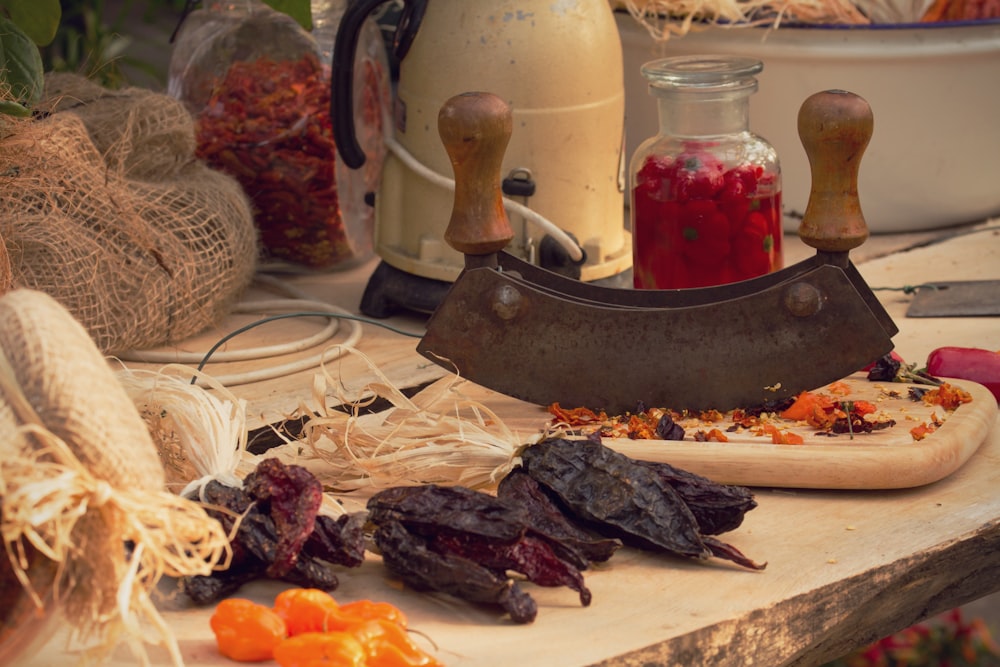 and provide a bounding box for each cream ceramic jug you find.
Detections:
[332,0,629,294]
